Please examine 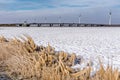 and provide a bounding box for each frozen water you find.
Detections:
[0,27,120,71]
